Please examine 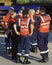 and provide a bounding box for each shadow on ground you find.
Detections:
[0,37,41,64]
[0,30,52,64]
